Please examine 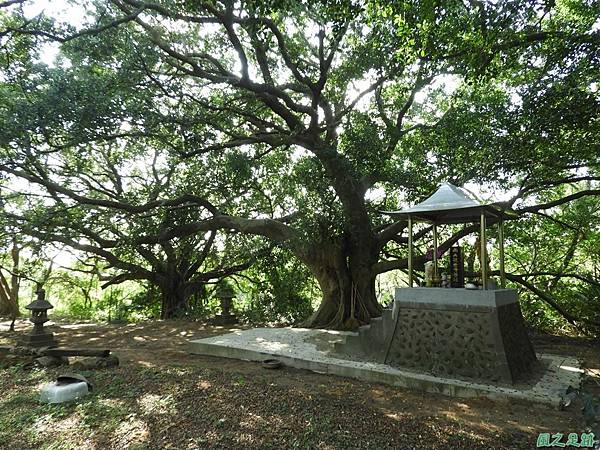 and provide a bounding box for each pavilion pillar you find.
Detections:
[432,222,438,281]
[480,212,487,290]
[498,219,506,288]
[408,216,413,287]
